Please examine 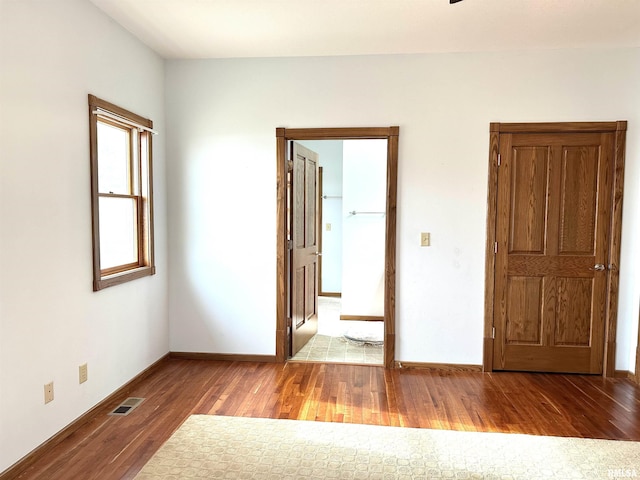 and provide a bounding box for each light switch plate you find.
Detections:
[420,232,431,246]
[44,382,54,404]
[79,363,88,384]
